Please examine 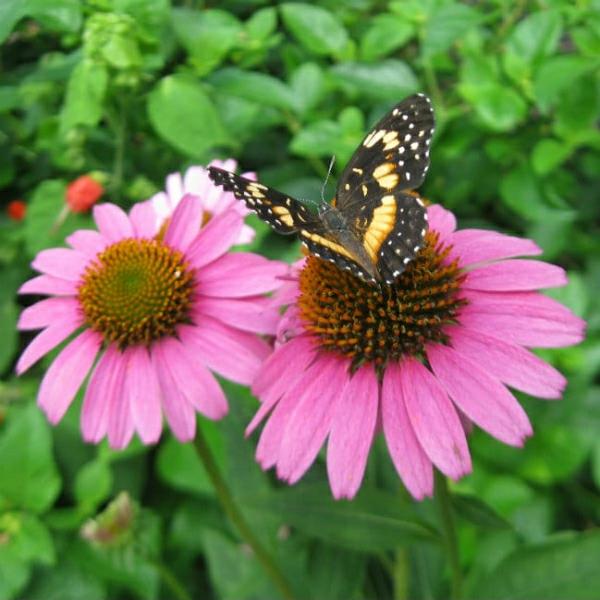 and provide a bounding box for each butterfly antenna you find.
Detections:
[320,155,336,204]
